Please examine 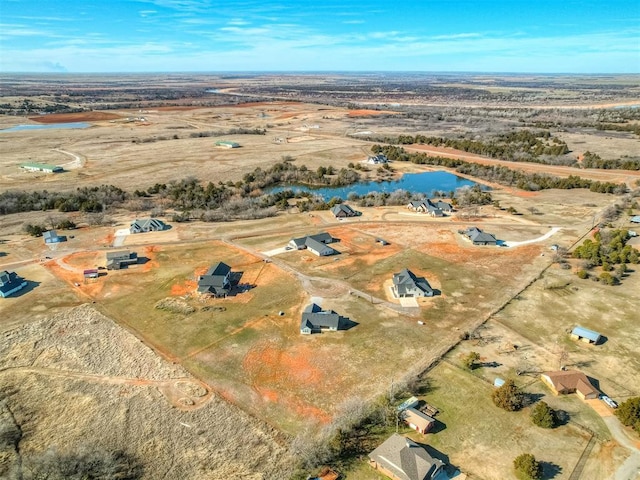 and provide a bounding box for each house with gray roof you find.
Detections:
[367,154,389,164]
[106,250,138,270]
[331,203,358,218]
[432,200,453,213]
[0,270,27,298]
[130,218,167,234]
[288,232,339,256]
[369,434,445,480]
[570,326,602,345]
[300,303,343,334]
[197,262,231,297]
[460,226,498,246]
[43,230,66,244]
[392,269,434,298]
